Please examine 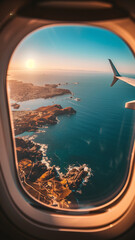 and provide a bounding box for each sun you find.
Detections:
[26,59,35,69]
